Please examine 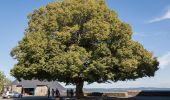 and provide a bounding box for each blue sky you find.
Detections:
[0,0,170,88]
